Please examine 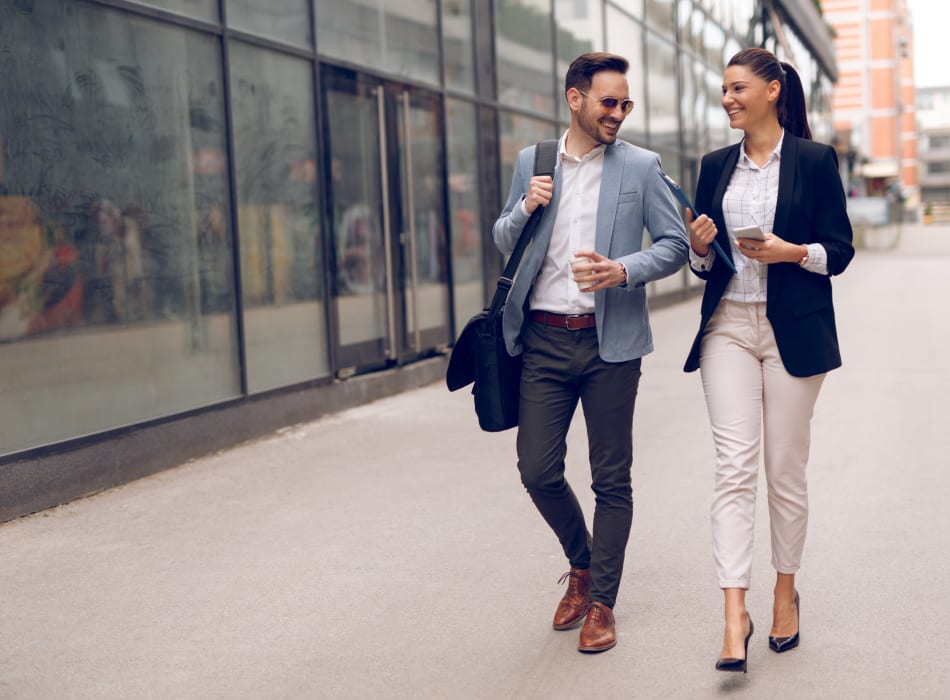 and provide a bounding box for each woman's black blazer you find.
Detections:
[684,134,855,377]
